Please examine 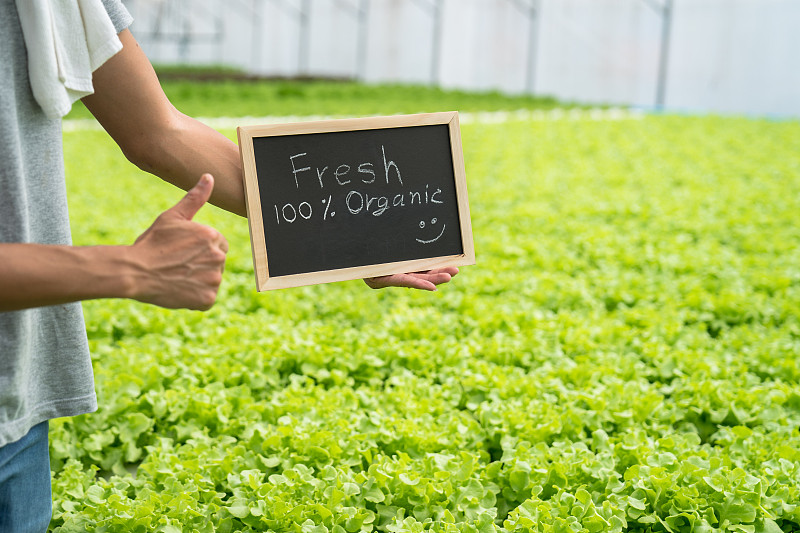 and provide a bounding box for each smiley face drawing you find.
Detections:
[416,218,446,244]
